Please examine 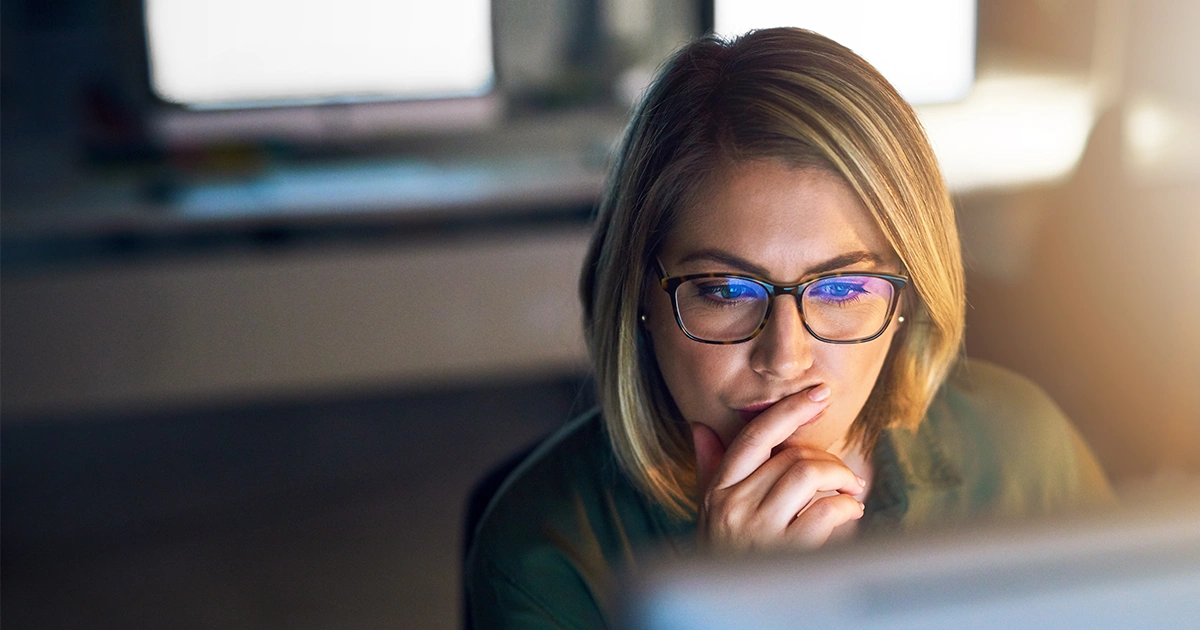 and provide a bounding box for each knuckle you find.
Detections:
[736,424,770,450]
[808,494,859,521]
[701,490,736,520]
[775,446,807,465]
[776,444,827,464]
[802,497,838,520]
[712,505,744,533]
[784,459,819,485]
